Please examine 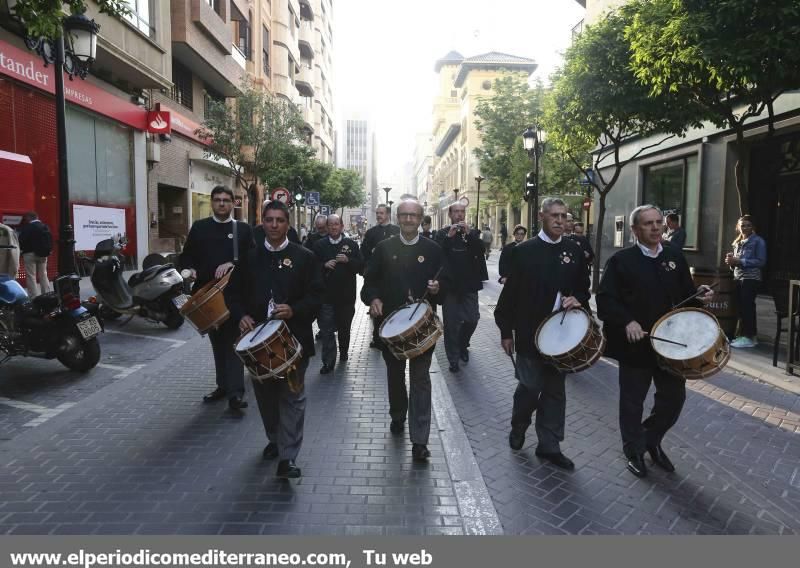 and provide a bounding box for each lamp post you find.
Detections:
[474,175,484,227]
[382,186,392,221]
[522,125,547,234]
[6,4,100,280]
[453,188,459,203]
[387,200,394,223]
